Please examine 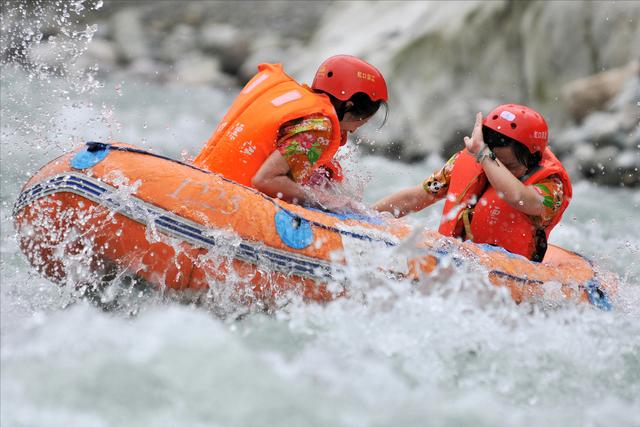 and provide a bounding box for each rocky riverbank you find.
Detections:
[2,0,638,186]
